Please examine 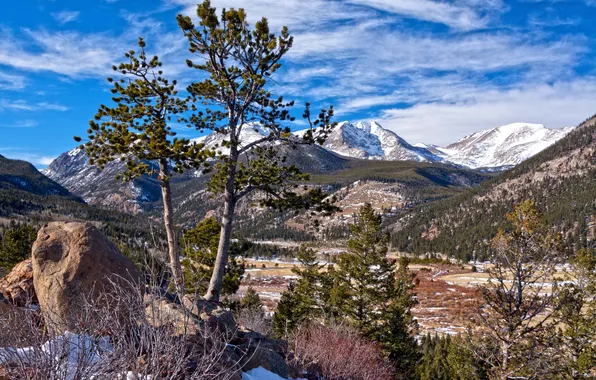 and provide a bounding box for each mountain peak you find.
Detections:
[296,120,573,170]
[443,122,573,168]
